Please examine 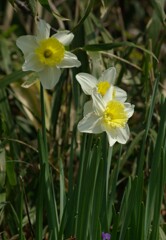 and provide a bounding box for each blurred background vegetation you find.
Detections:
[0,0,166,239]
